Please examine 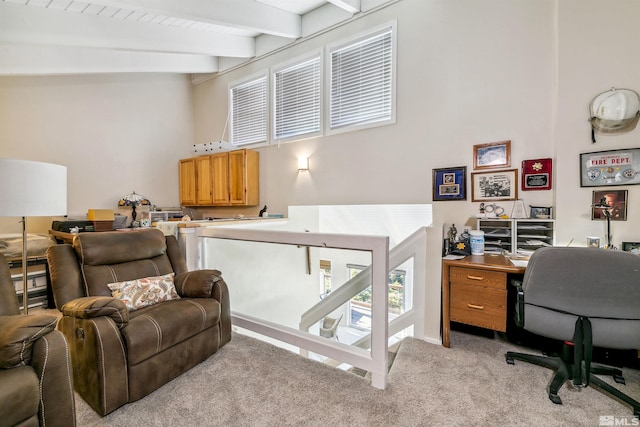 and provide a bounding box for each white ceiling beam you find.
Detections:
[90,0,302,39]
[0,44,219,75]
[302,3,352,38]
[0,2,255,57]
[327,0,360,14]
